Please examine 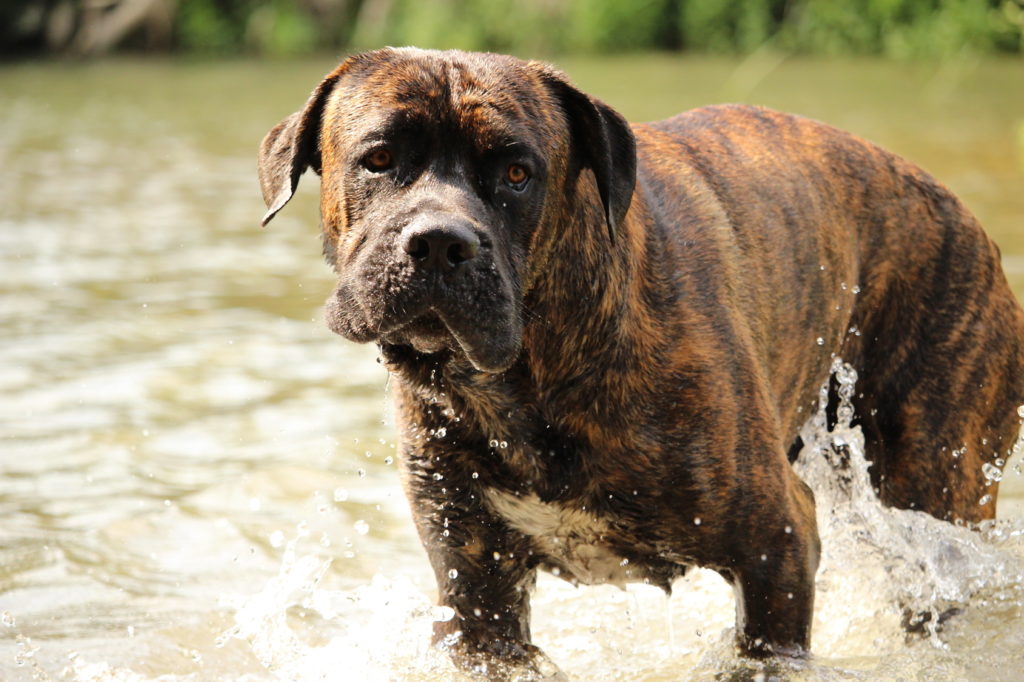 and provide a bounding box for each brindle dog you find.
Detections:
[258,48,1024,676]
